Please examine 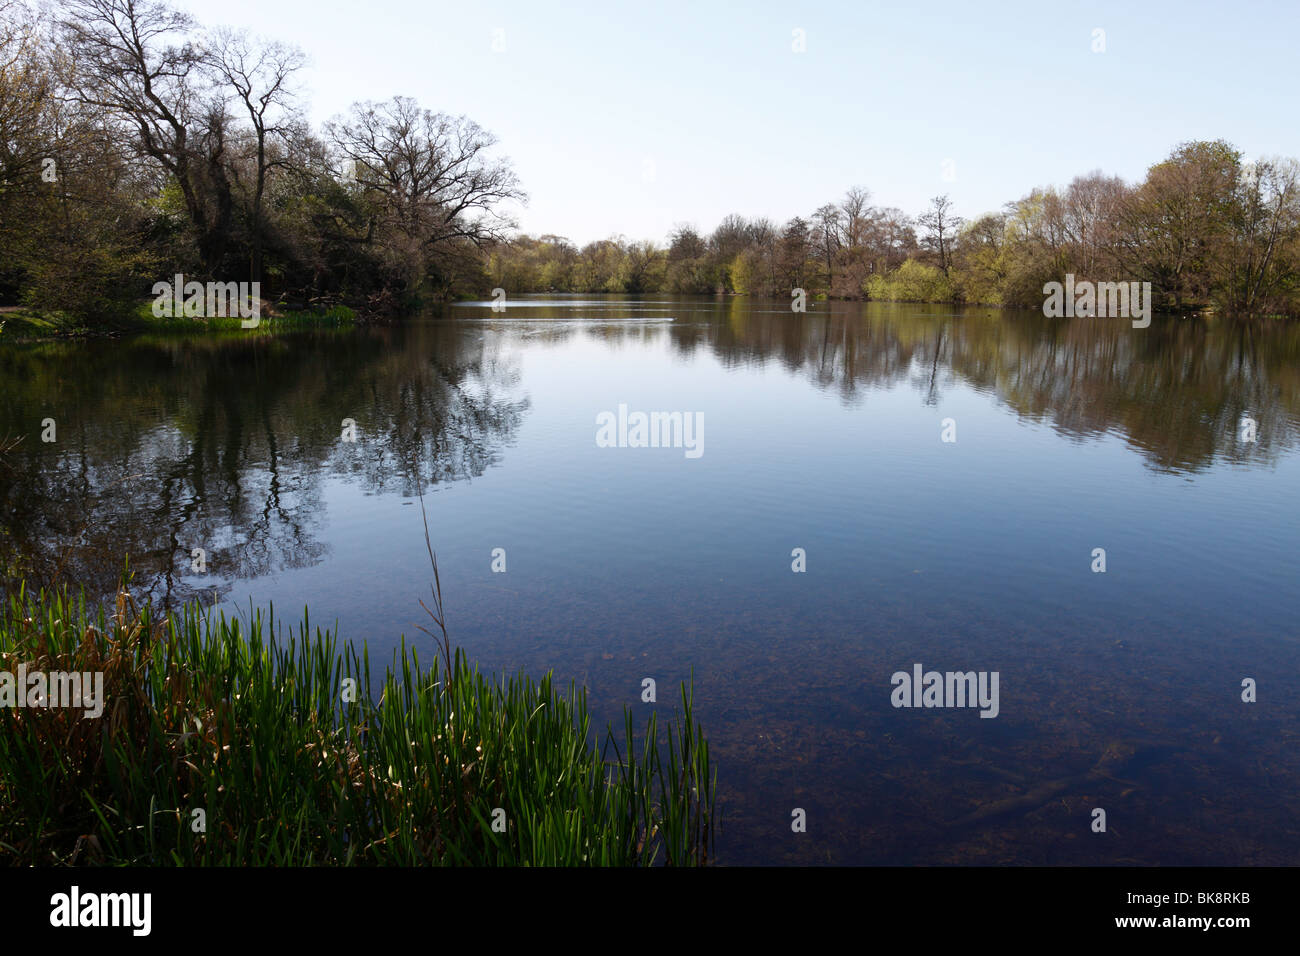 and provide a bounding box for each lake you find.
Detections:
[2,294,1298,865]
